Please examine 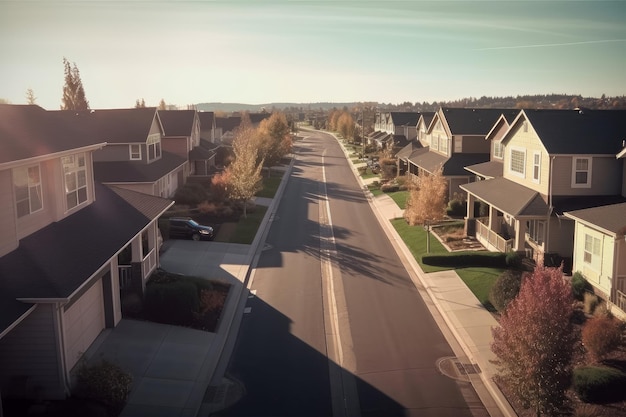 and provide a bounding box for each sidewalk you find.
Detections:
[336,137,516,417]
